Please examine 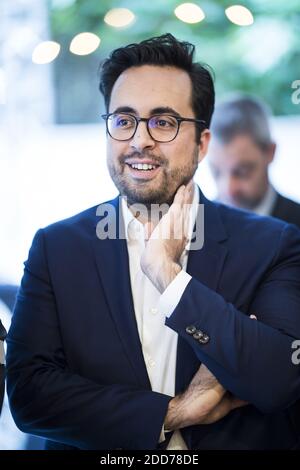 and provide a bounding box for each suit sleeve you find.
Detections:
[6,229,172,450]
[164,223,300,414]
